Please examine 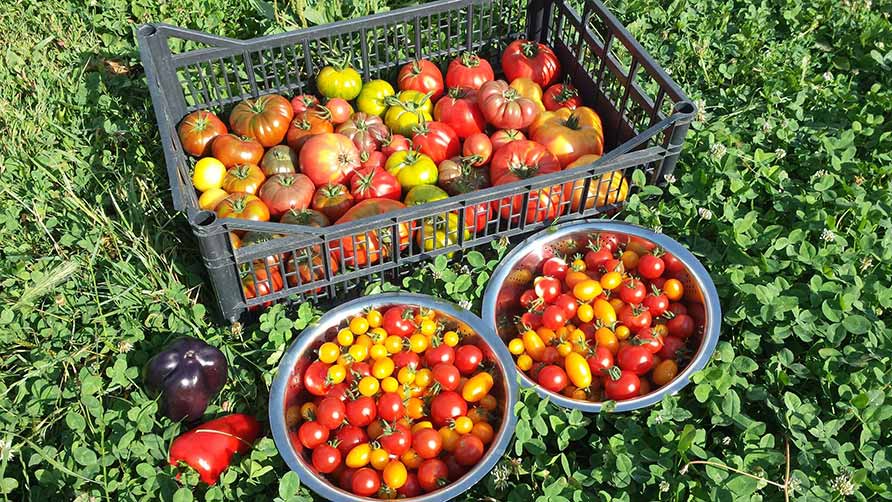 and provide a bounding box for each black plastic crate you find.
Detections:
[137,0,694,322]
